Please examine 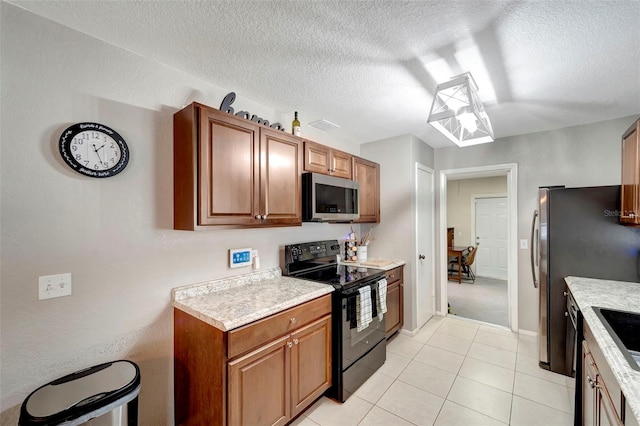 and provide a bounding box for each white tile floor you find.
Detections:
[292,315,575,426]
